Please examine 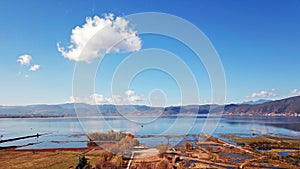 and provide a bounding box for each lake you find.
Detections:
[0,116,299,149]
